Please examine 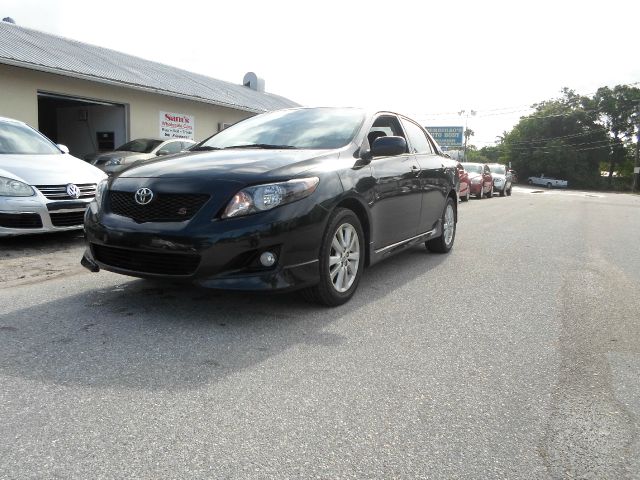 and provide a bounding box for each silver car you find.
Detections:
[90,138,195,175]
[0,116,106,237]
